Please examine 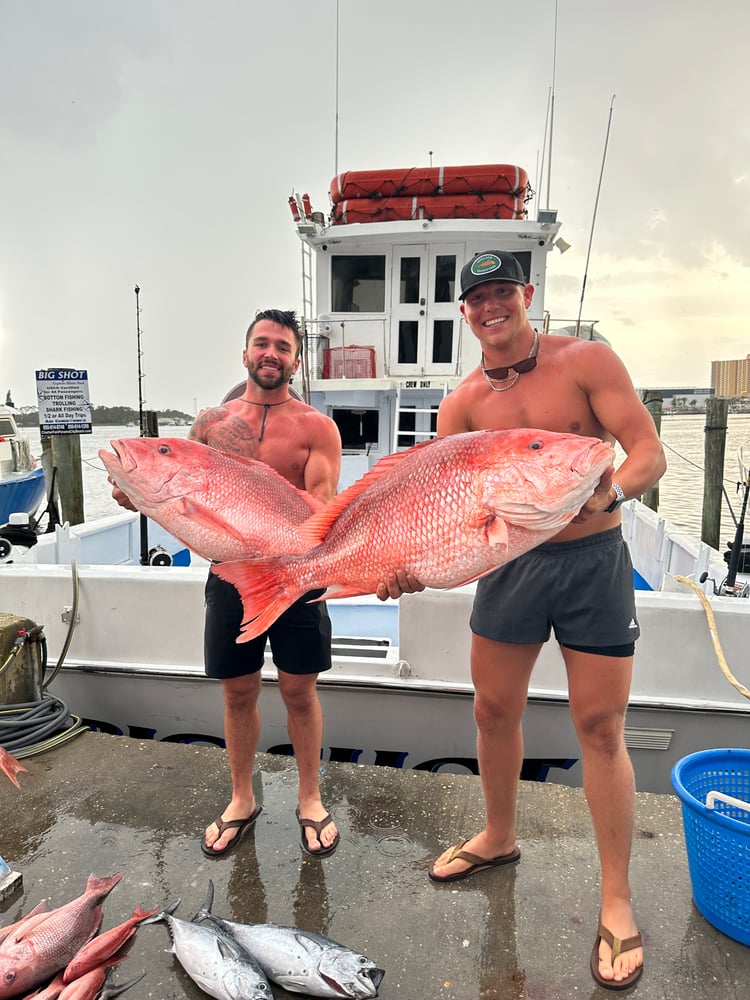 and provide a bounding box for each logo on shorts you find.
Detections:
[628,618,638,629]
